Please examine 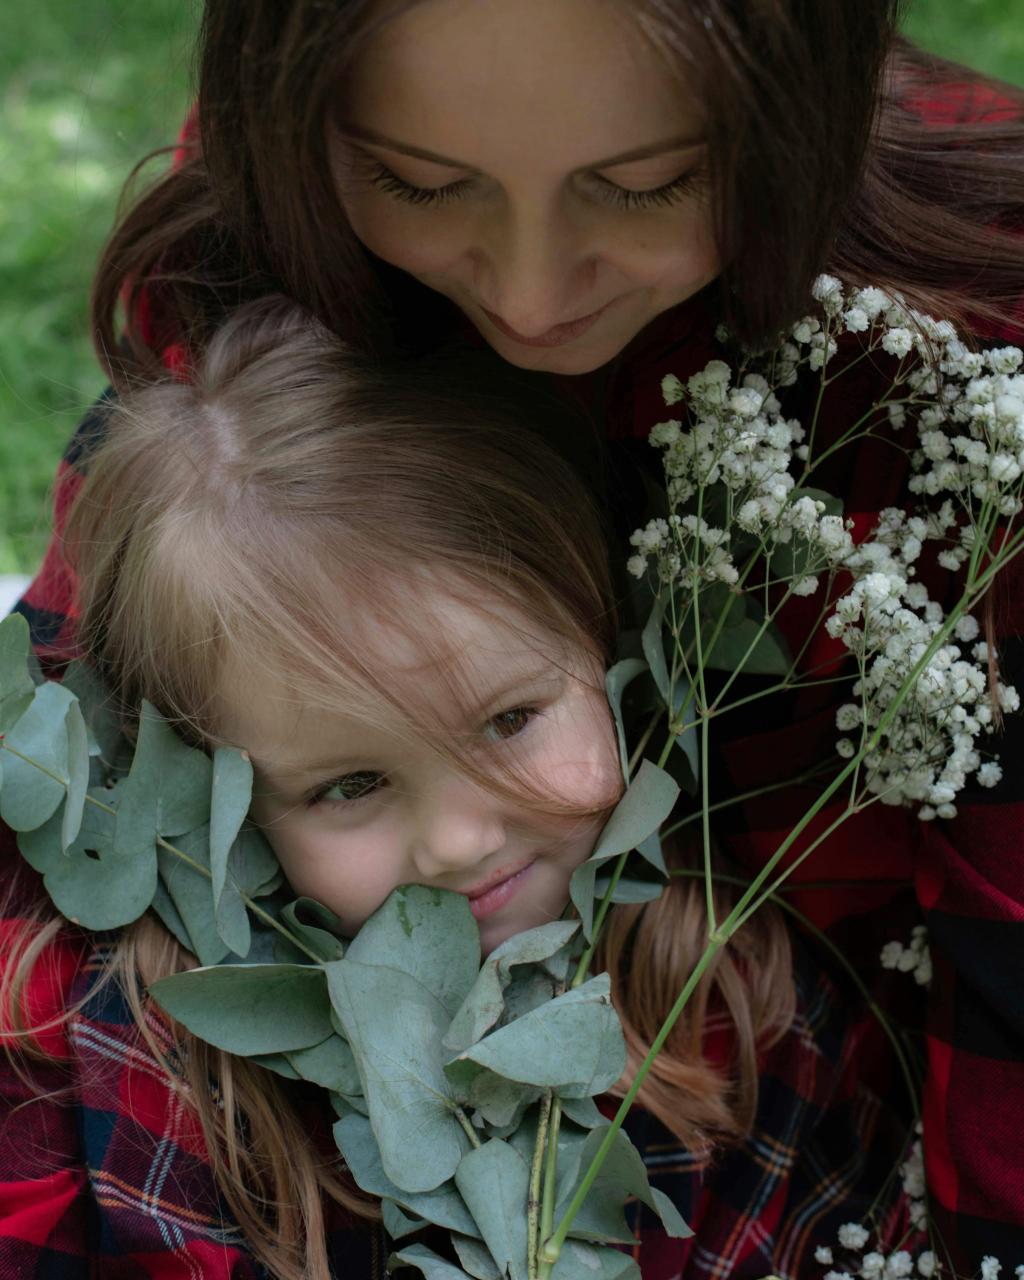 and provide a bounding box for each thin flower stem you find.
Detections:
[658,761,835,839]
[572,850,629,988]
[540,936,725,1268]
[626,708,662,779]
[528,1092,553,1280]
[544,568,997,1261]
[669,868,922,1121]
[0,746,325,965]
